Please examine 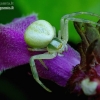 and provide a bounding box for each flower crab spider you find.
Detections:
[24,12,100,92]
